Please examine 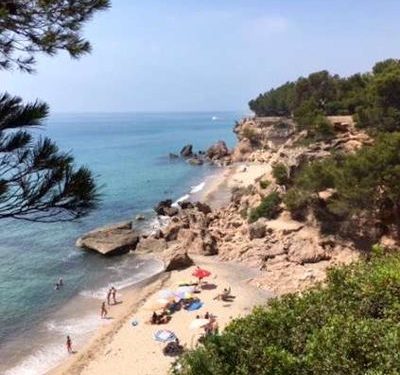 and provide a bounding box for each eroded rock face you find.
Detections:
[76,222,139,256]
[136,237,167,253]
